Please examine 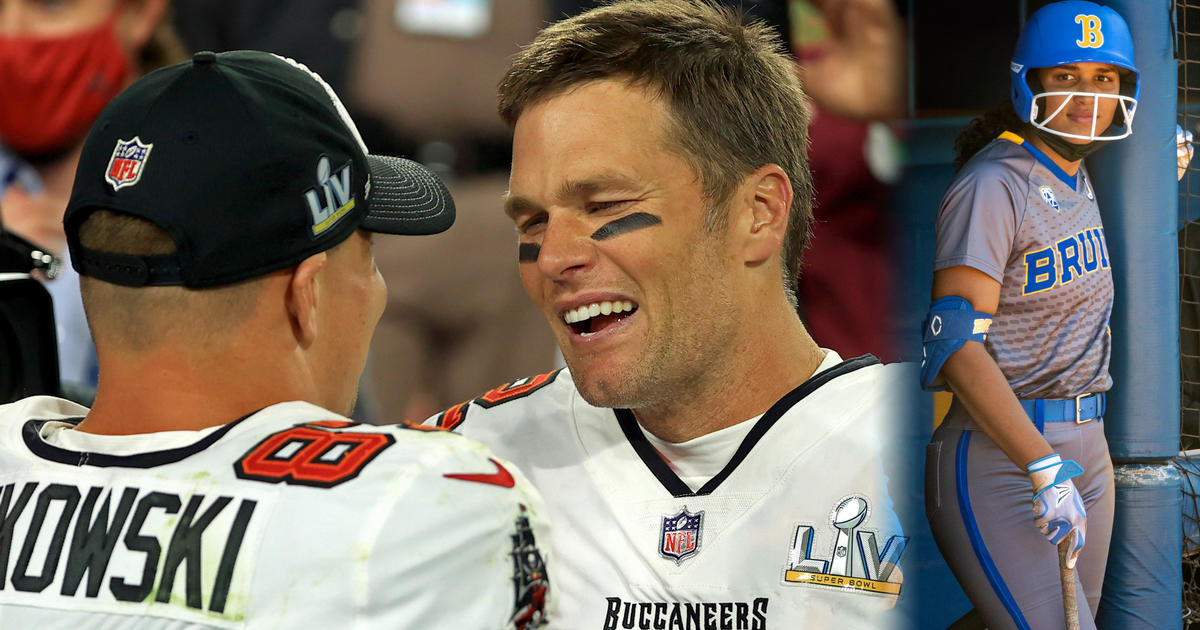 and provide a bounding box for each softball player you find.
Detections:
[920,2,1138,628]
